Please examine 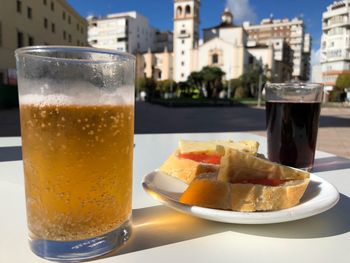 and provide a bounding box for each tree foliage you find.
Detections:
[137,77,157,100]
[239,64,269,98]
[187,66,225,98]
[156,79,173,94]
[335,74,350,90]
